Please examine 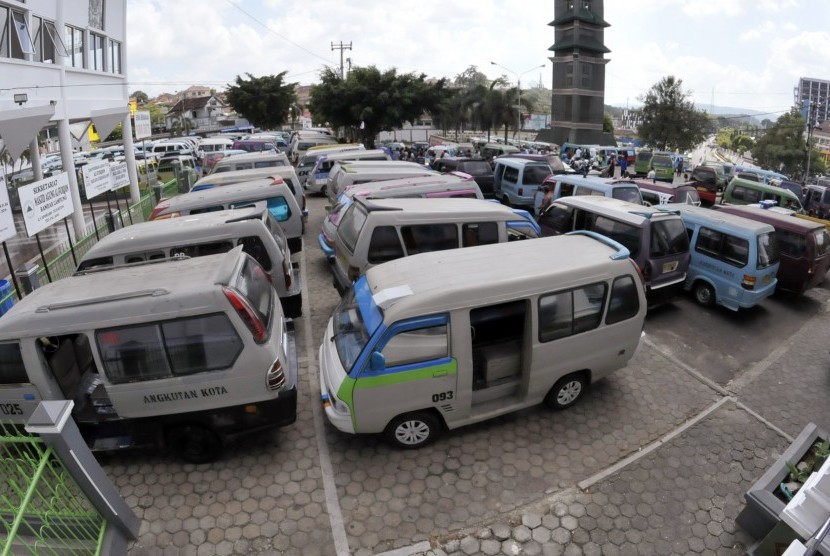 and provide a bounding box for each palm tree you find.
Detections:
[168,114,193,137]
